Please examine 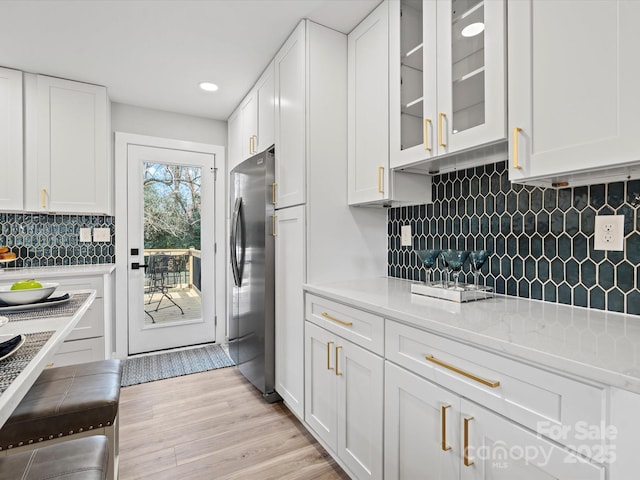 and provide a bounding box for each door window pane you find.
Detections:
[143,163,202,325]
